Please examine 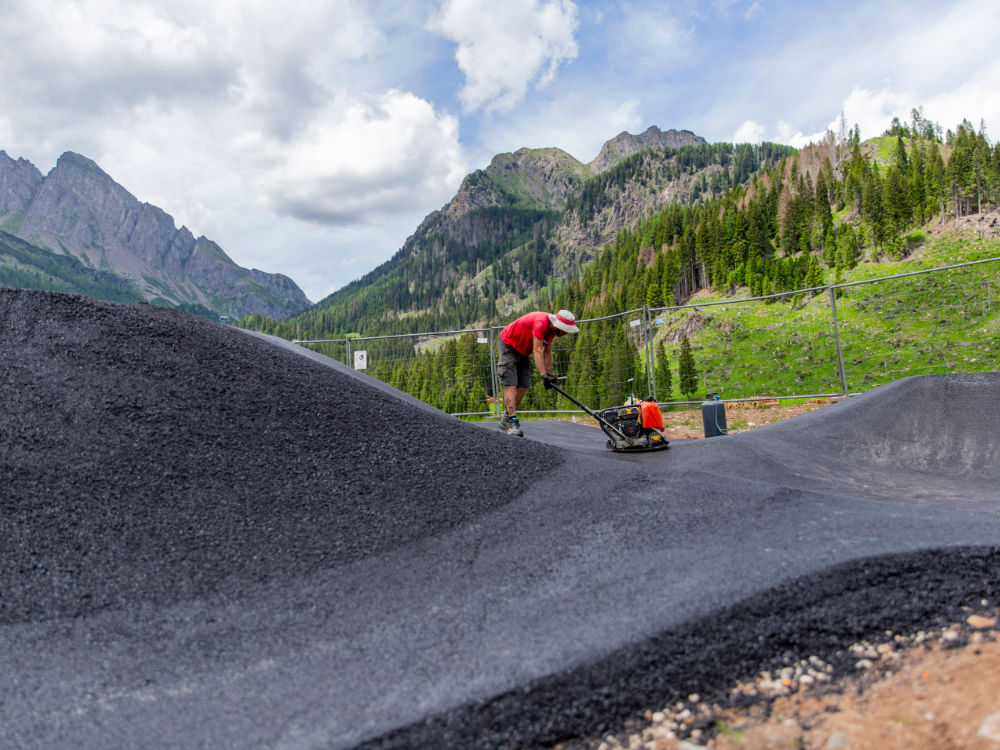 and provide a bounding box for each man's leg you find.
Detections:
[504,384,528,417]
